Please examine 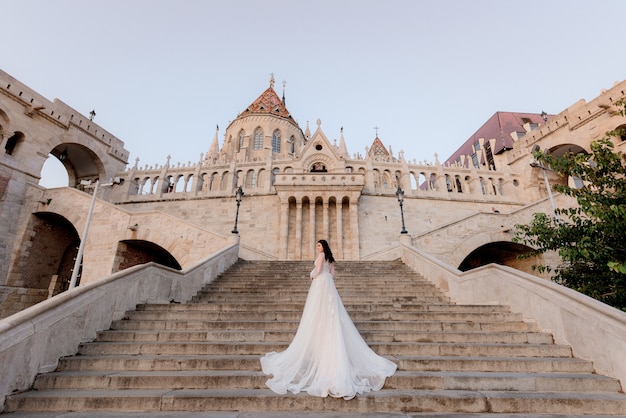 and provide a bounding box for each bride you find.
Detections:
[260,239,397,399]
